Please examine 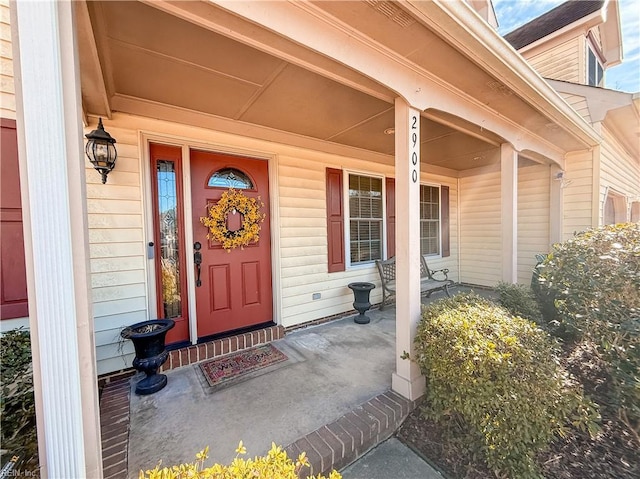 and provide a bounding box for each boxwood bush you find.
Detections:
[534,222,640,443]
[414,294,598,478]
[495,281,542,324]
